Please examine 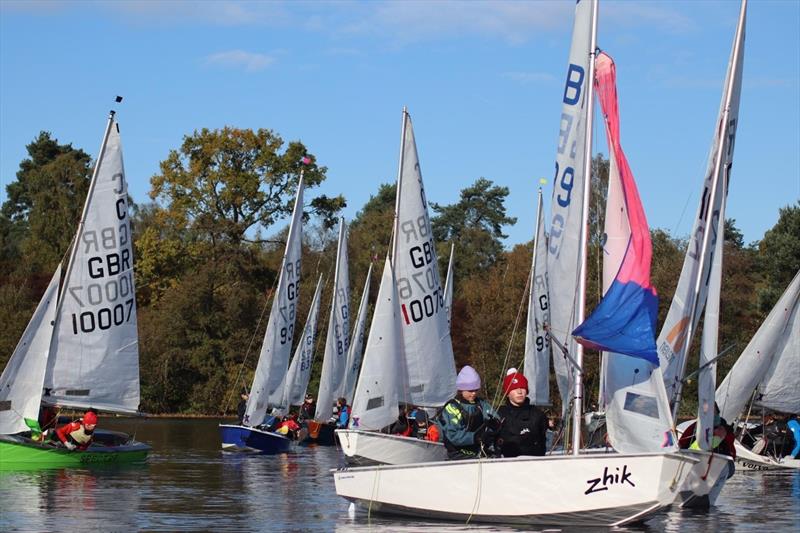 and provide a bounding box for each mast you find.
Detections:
[572,0,598,456]
[671,0,746,418]
[390,107,409,265]
[56,110,116,309]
